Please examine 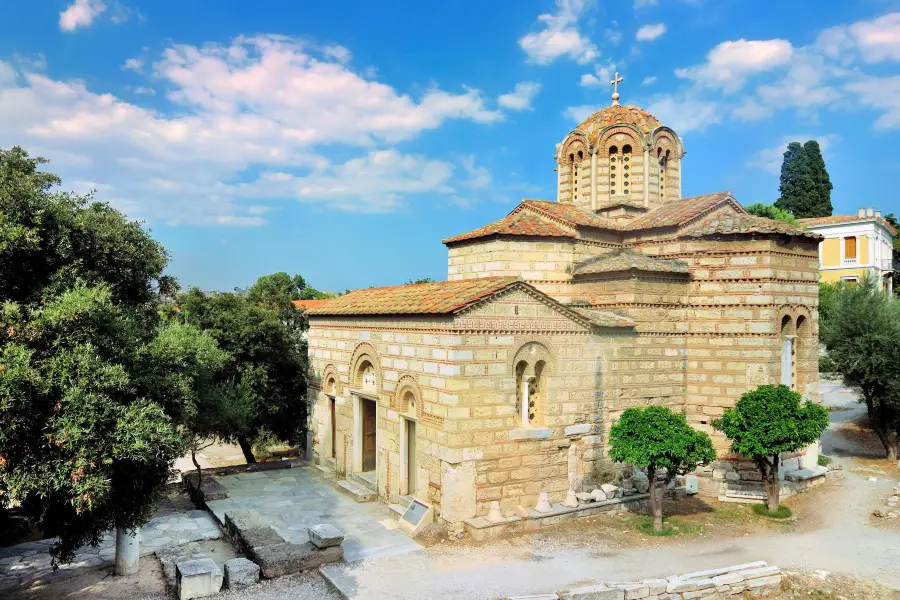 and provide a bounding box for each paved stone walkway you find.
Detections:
[206,467,422,562]
[0,509,221,592]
